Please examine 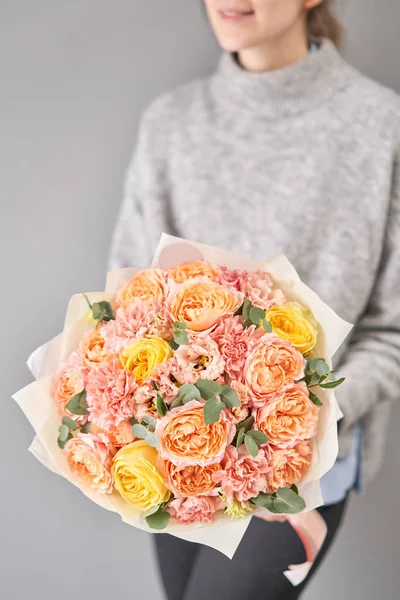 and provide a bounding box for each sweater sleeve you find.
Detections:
[336,152,400,428]
[108,96,174,271]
